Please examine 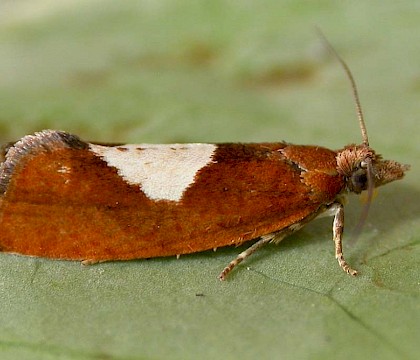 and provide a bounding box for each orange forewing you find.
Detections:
[0,140,345,261]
